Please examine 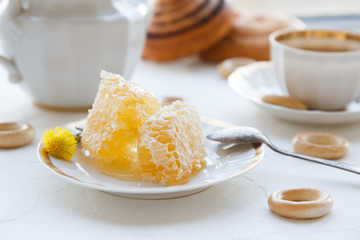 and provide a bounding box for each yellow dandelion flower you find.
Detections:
[42,127,77,161]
